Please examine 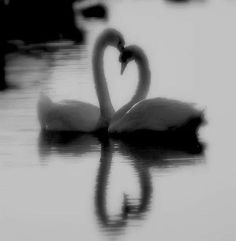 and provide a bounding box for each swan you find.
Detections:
[37,29,125,132]
[109,45,205,135]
